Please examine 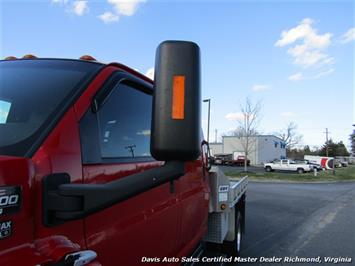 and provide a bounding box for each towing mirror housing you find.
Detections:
[151,41,201,161]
